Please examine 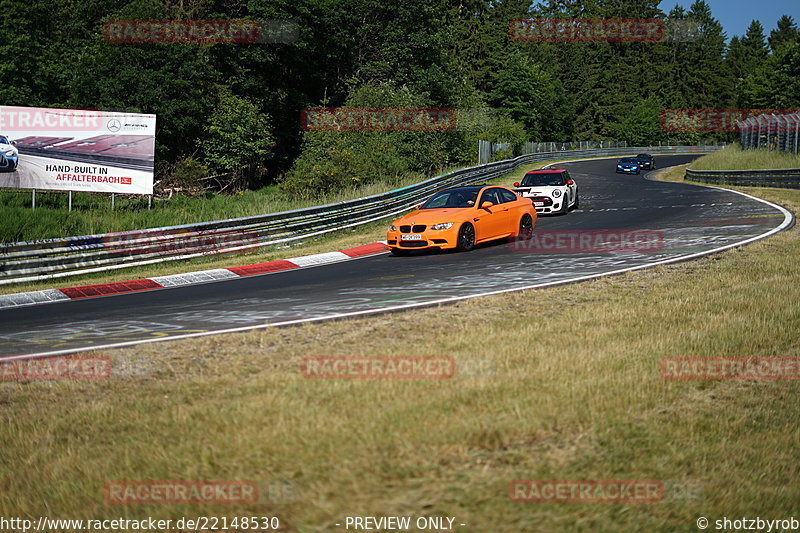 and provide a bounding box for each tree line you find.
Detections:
[1,0,798,197]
